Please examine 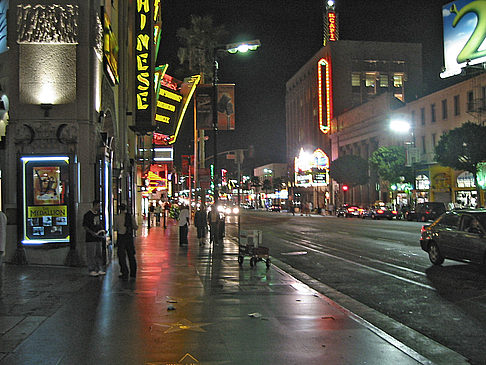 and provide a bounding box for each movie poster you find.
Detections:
[33,166,61,205]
